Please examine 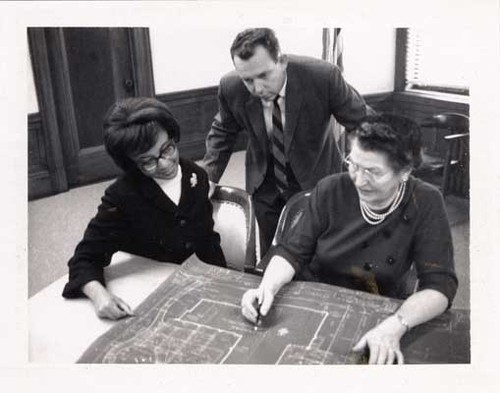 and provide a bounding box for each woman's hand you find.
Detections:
[352,289,449,364]
[352,314,407,364]
[241,255,295,325]
[93,291,134,320]
[241,286,275,324]
[82,280,134,320]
